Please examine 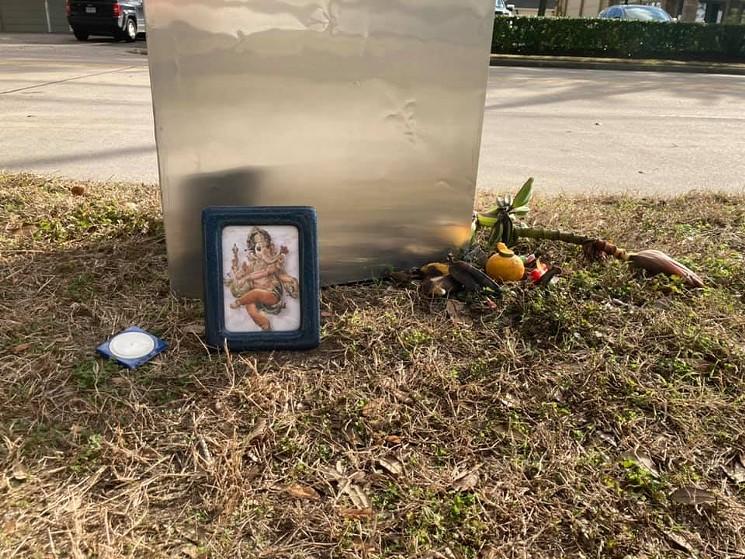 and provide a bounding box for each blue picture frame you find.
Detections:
[202,207,320,351]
